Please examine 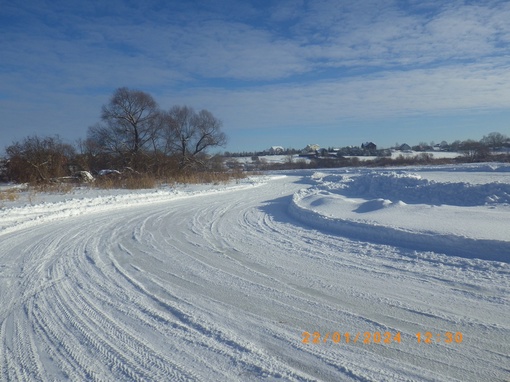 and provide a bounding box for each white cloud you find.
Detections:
[287,0,510,70]
[5,0,509,85]
[157,21,307,80]
[162,60,510,132]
